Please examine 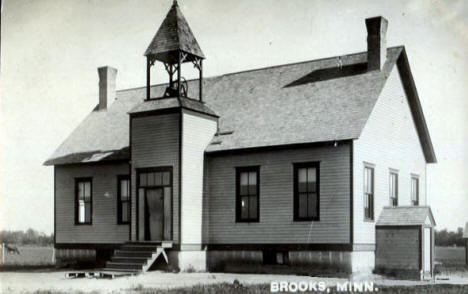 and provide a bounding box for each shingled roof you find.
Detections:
[144,0,204,61]
[376,206,436,226]
[44,46,436,166]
